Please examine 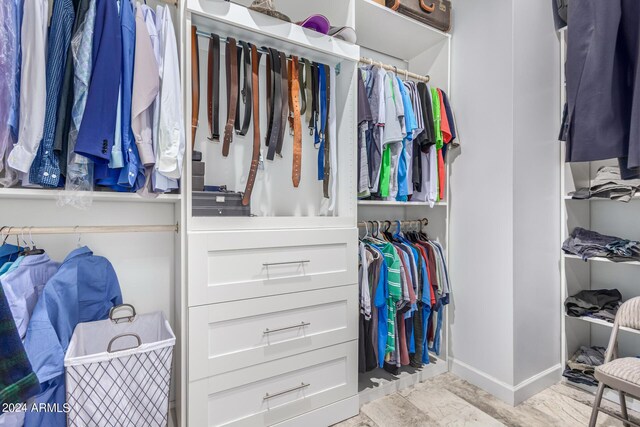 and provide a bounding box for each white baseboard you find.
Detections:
[450,358,561,406]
